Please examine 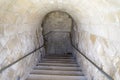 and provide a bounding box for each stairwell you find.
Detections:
[26,54,87,80]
